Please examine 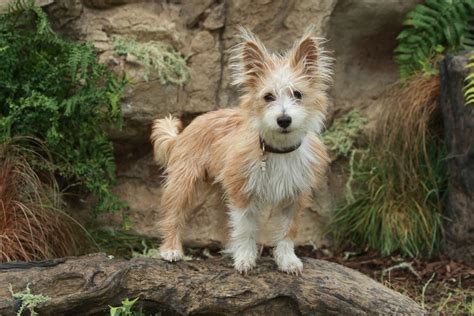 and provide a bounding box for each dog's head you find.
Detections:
[230,28,332,148]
